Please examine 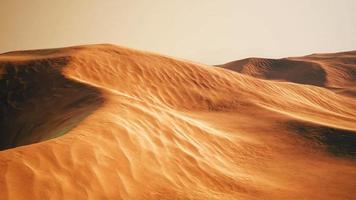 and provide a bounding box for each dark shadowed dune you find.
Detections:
[286,120,356,157]
[0,56,104,150]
